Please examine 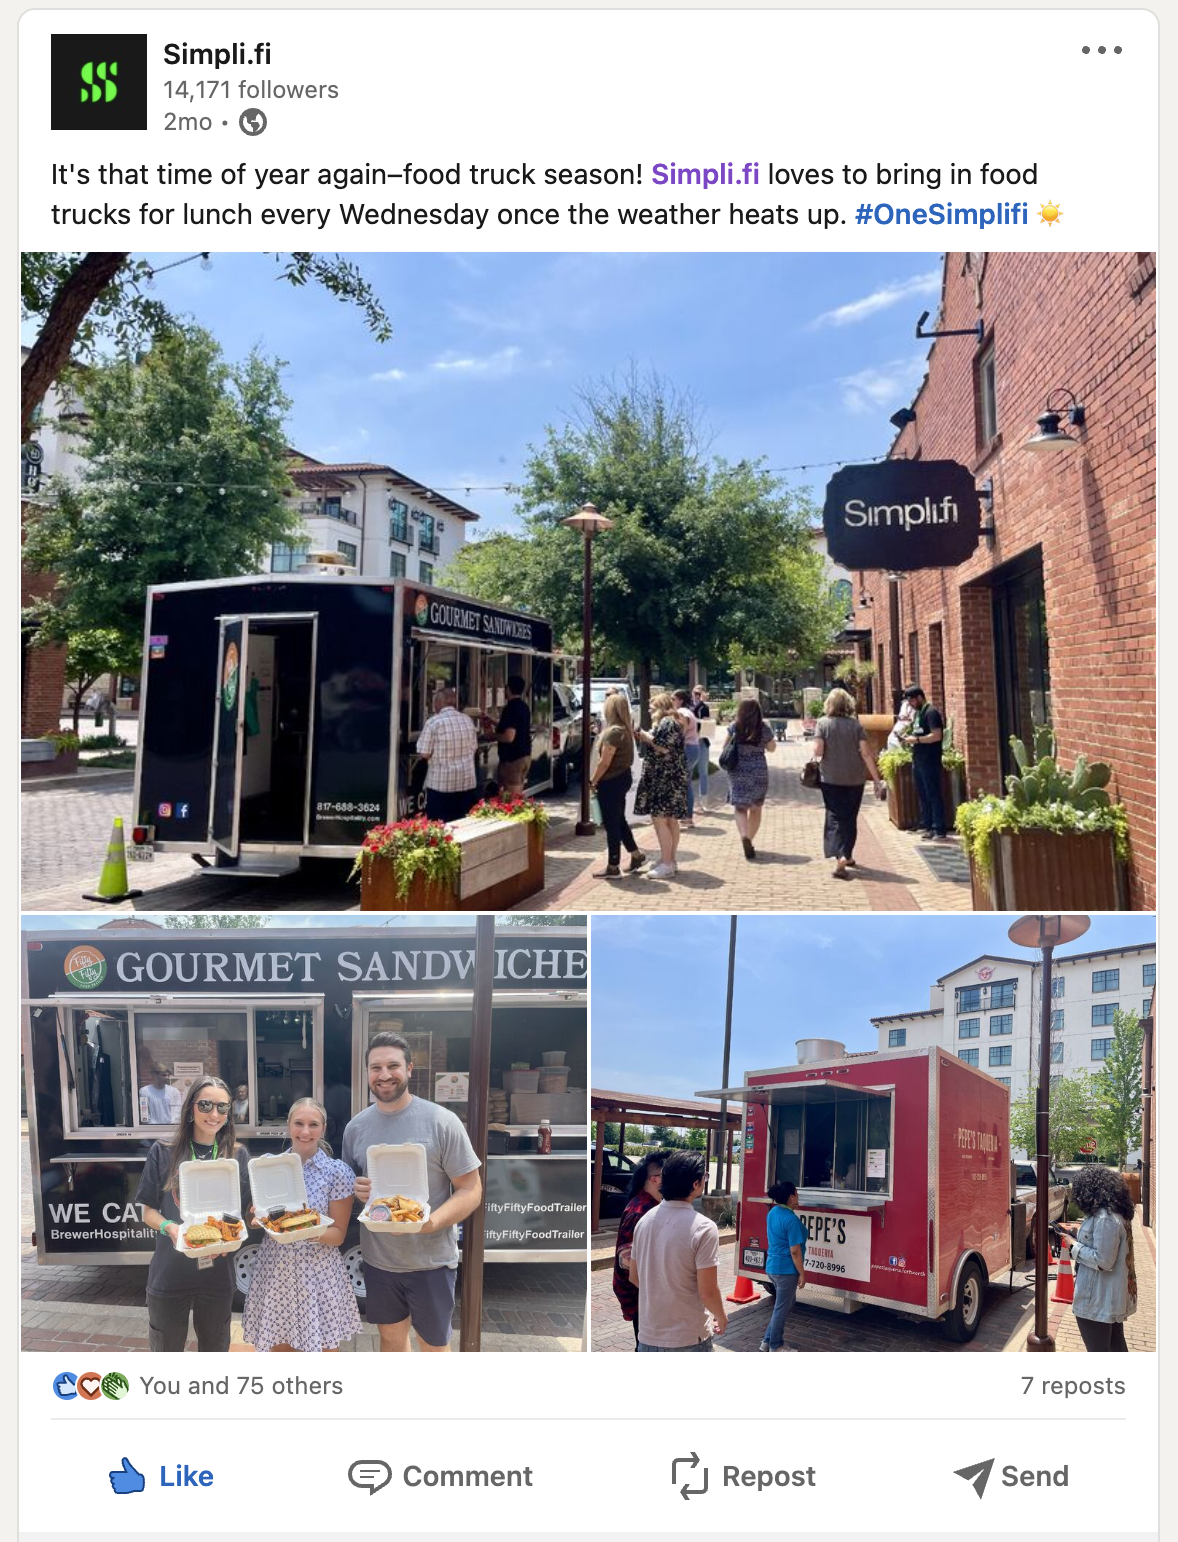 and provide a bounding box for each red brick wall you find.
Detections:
[861,253,1156,908]
[21,503,66,737]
